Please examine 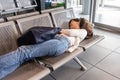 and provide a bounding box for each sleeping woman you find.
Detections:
[0,18,93,79]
